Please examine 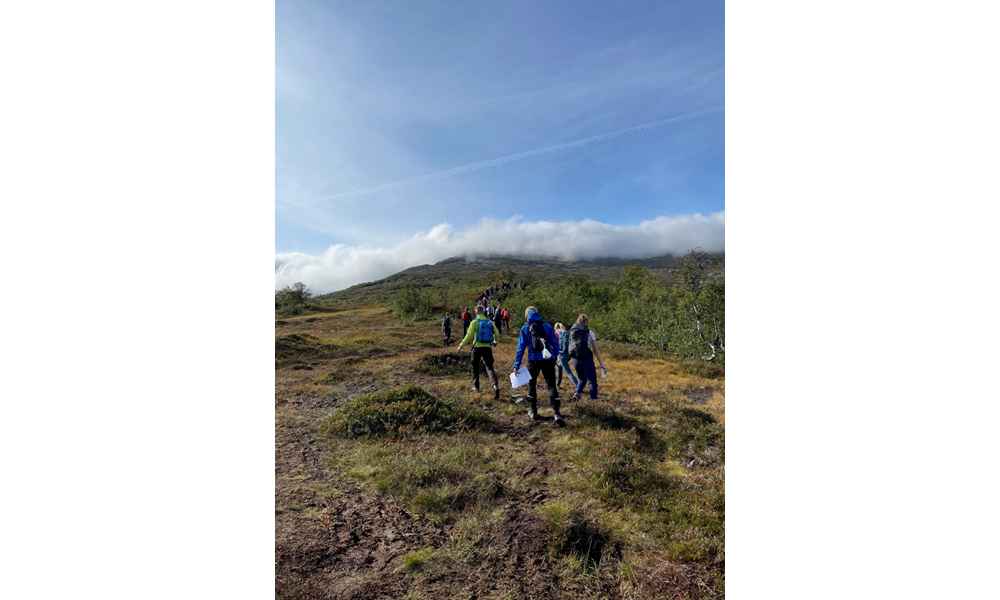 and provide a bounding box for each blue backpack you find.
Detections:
[476,320,495,343]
